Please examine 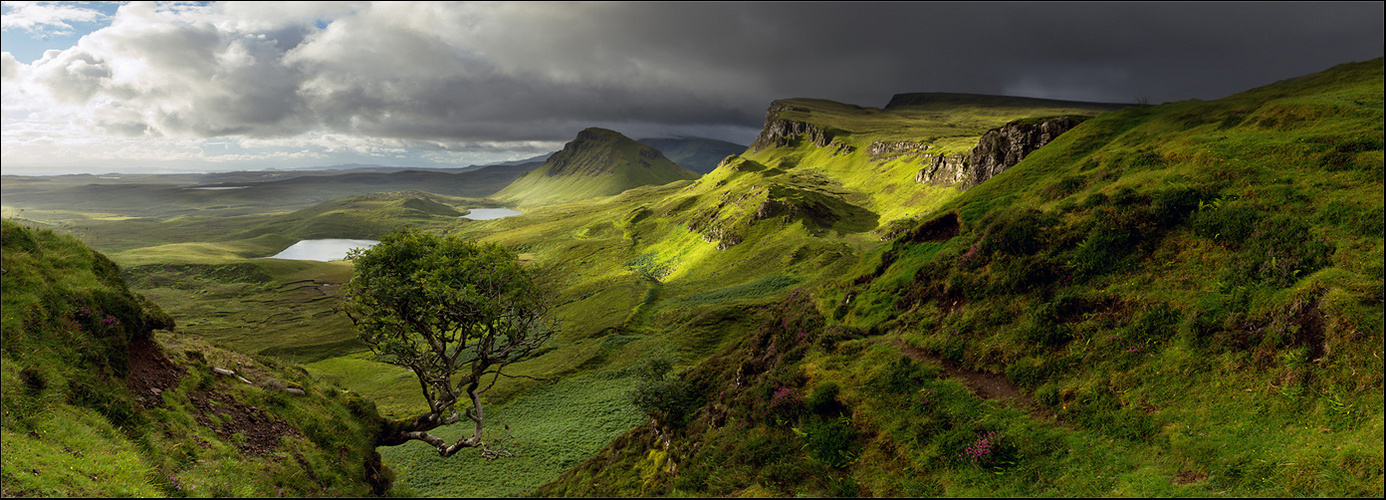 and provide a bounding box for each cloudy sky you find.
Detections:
[2,1,1382,175]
